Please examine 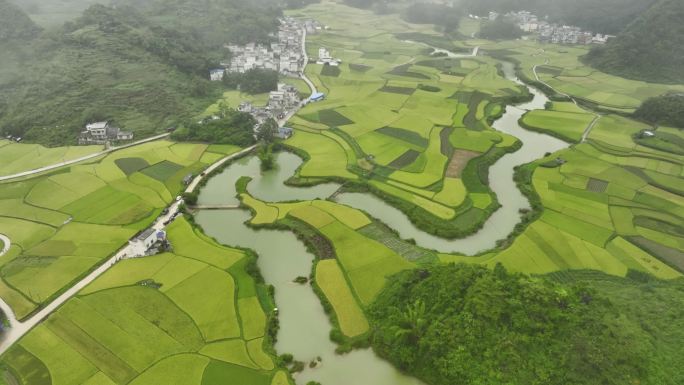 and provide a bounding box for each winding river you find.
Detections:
[194,61,570,384]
